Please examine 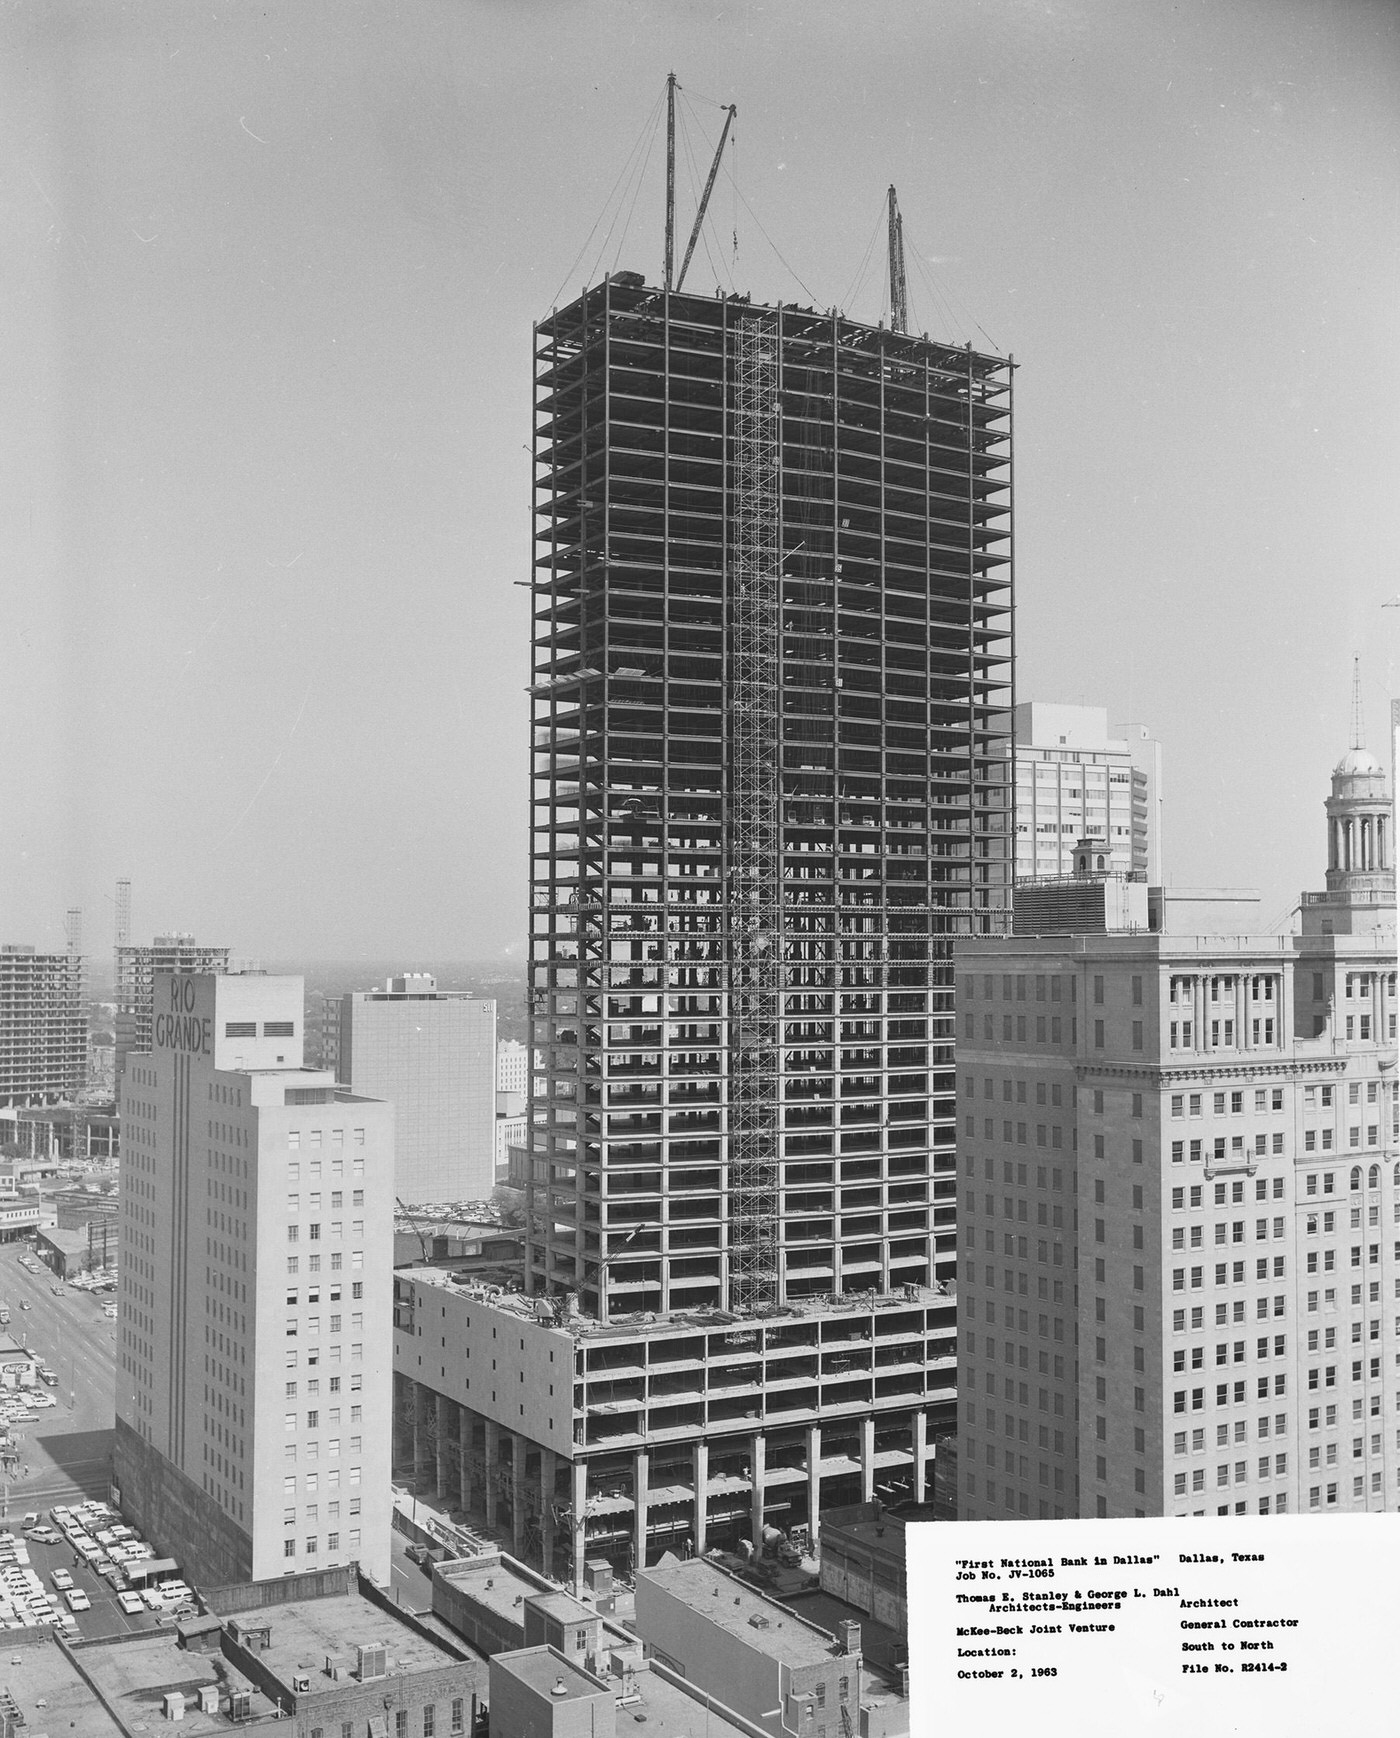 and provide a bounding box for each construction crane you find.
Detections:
[887,184,909,334]
[396,1197,435,1265]
[662,71,737,294]
[676,103,736,291]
